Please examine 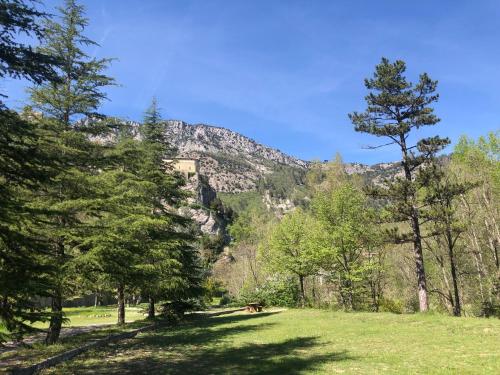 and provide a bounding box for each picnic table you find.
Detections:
[245,303,262,313]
